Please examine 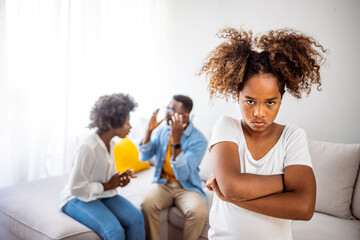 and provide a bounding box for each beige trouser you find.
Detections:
[141,182,208,240]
